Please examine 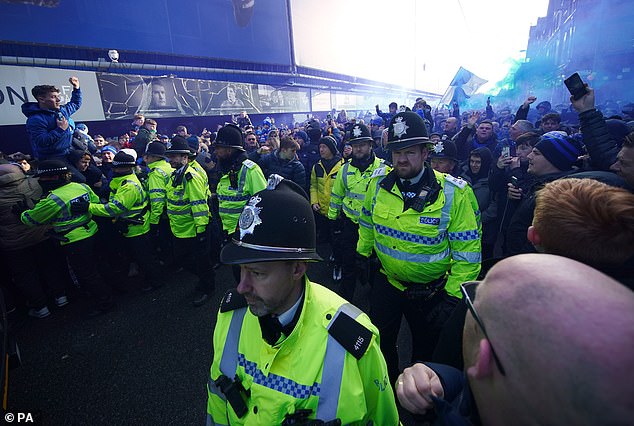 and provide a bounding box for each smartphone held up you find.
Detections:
[564,72,589,101]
